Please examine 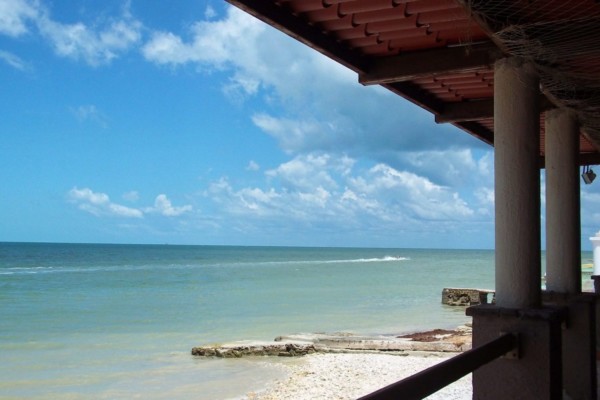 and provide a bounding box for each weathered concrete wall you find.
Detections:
[468,305,564,400]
